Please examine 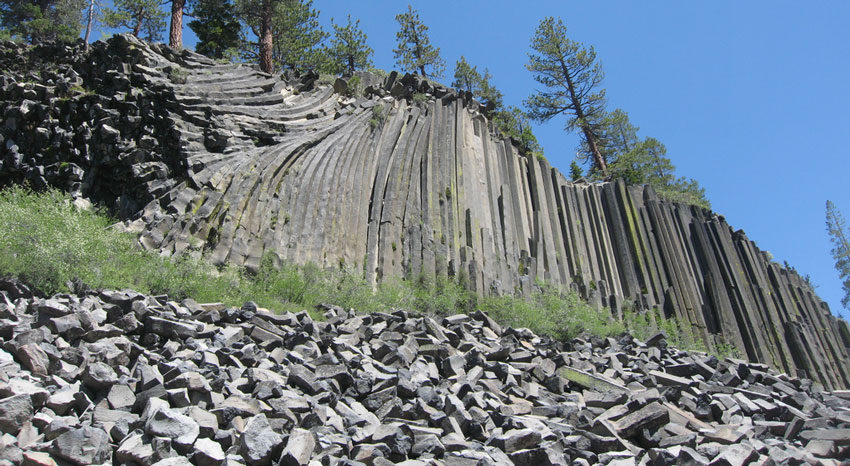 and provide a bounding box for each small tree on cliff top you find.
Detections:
[826,200,850,312]
[393,5,445,80]
[327,14,373,75]
[525,16,608,175]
